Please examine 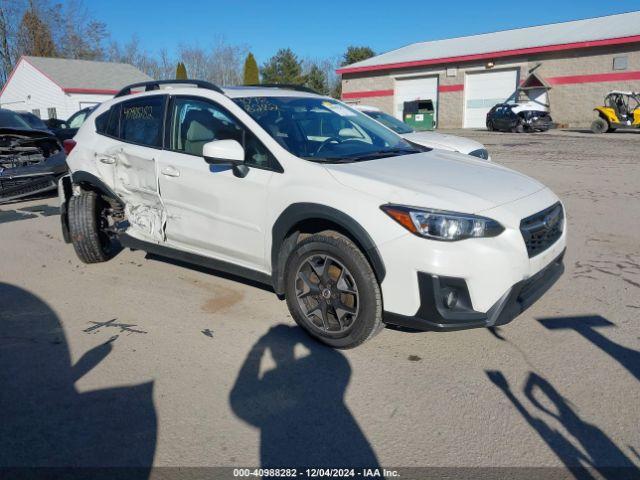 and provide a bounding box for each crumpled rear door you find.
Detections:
[113,143,165,242]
